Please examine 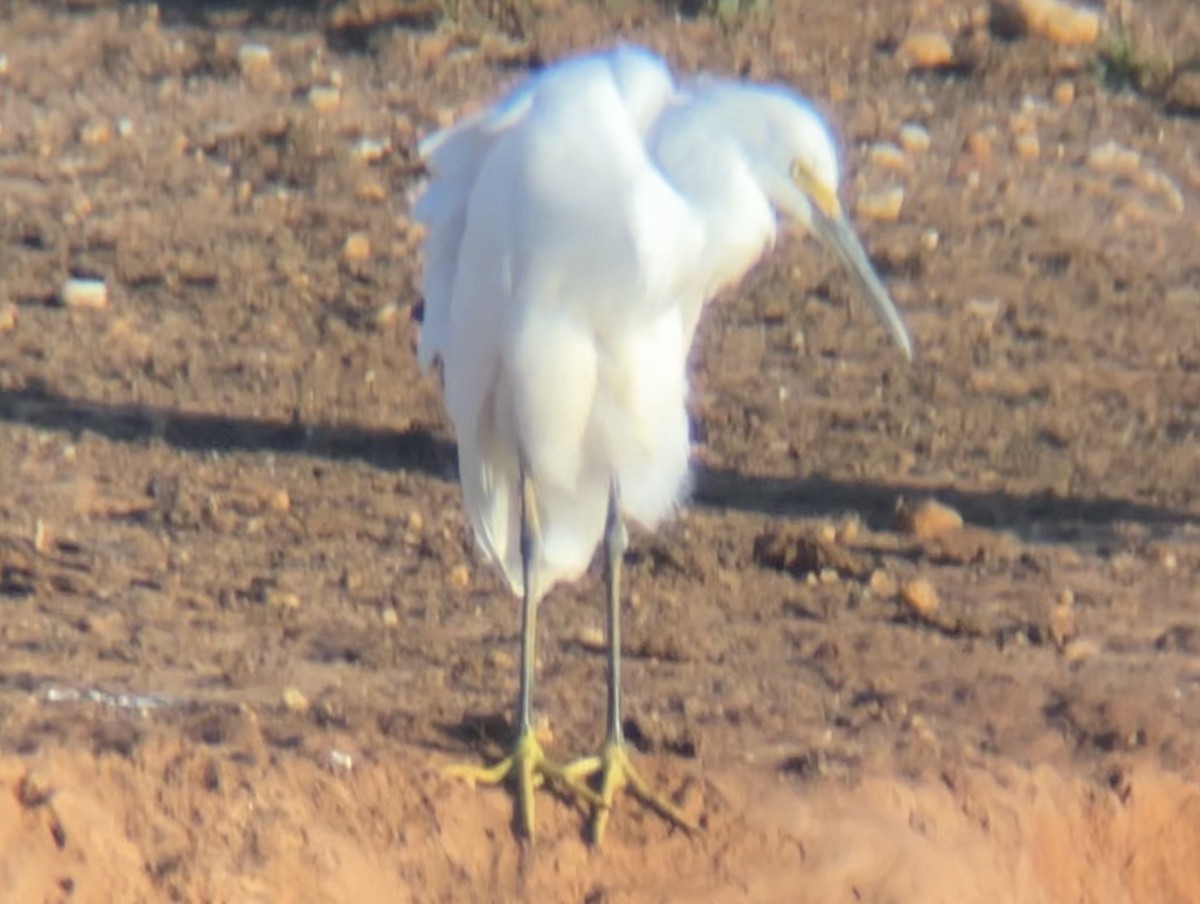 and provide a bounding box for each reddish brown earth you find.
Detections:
[2,0,1200,901]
